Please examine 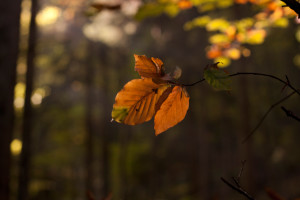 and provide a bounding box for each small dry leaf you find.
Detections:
[90,3,121,11]
[154,86,189,135]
